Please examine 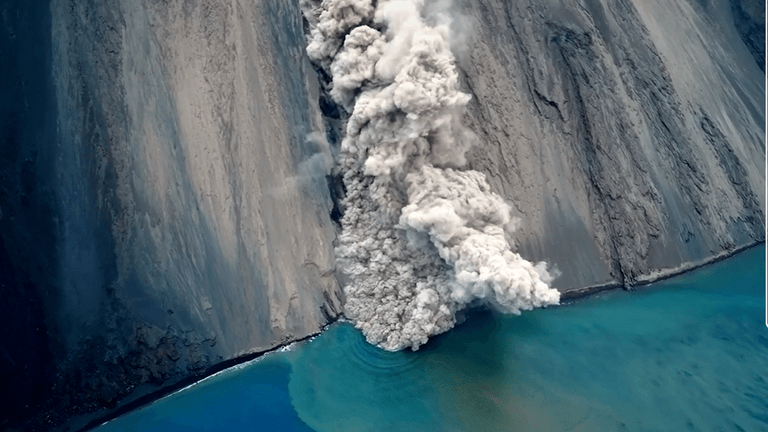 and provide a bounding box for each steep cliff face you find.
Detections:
[2,0,343,430]
[453,0,765,292]
[299,0,764,349]
[0,0,764,429]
